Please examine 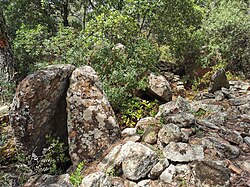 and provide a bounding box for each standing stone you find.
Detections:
[209,69,229,93]
[66,66,120,165]
[10,64,75,156]
[148,73,172,102]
